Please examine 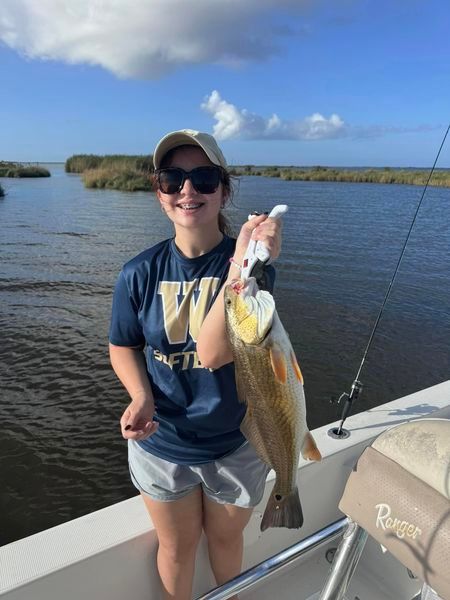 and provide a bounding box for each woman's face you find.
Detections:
[156,146,224,232]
